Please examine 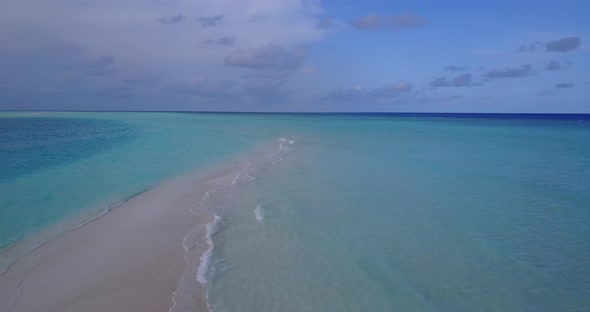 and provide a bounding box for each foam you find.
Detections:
[254,205,265,221]
[172,136,298,311]
[196,215,221,284]
[268,136,297,165]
